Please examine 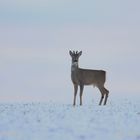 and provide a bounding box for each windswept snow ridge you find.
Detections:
[0,100,140,140]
